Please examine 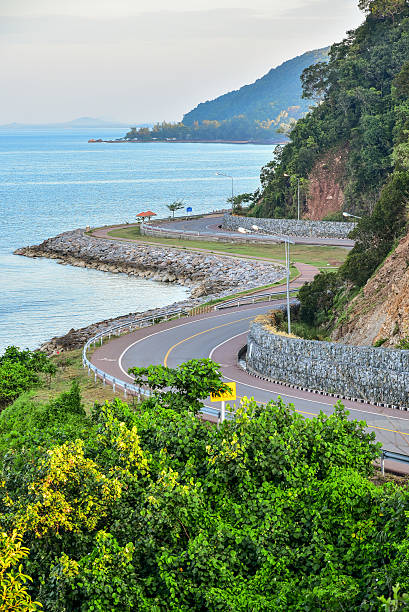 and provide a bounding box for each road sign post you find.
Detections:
[221,401,225,423]
[210,383,236,426]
